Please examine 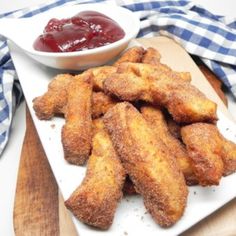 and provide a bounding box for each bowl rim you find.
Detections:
[28,3,140,58]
